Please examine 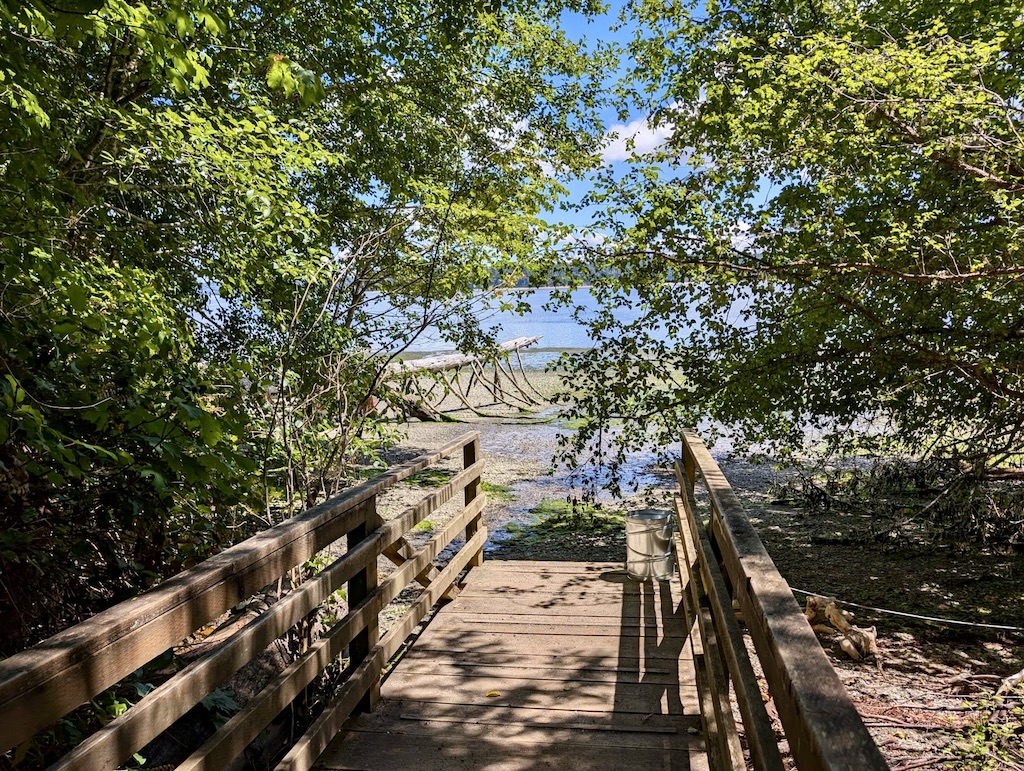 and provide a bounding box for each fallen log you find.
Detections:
[386,336,544,421]
[385,336,541,377]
